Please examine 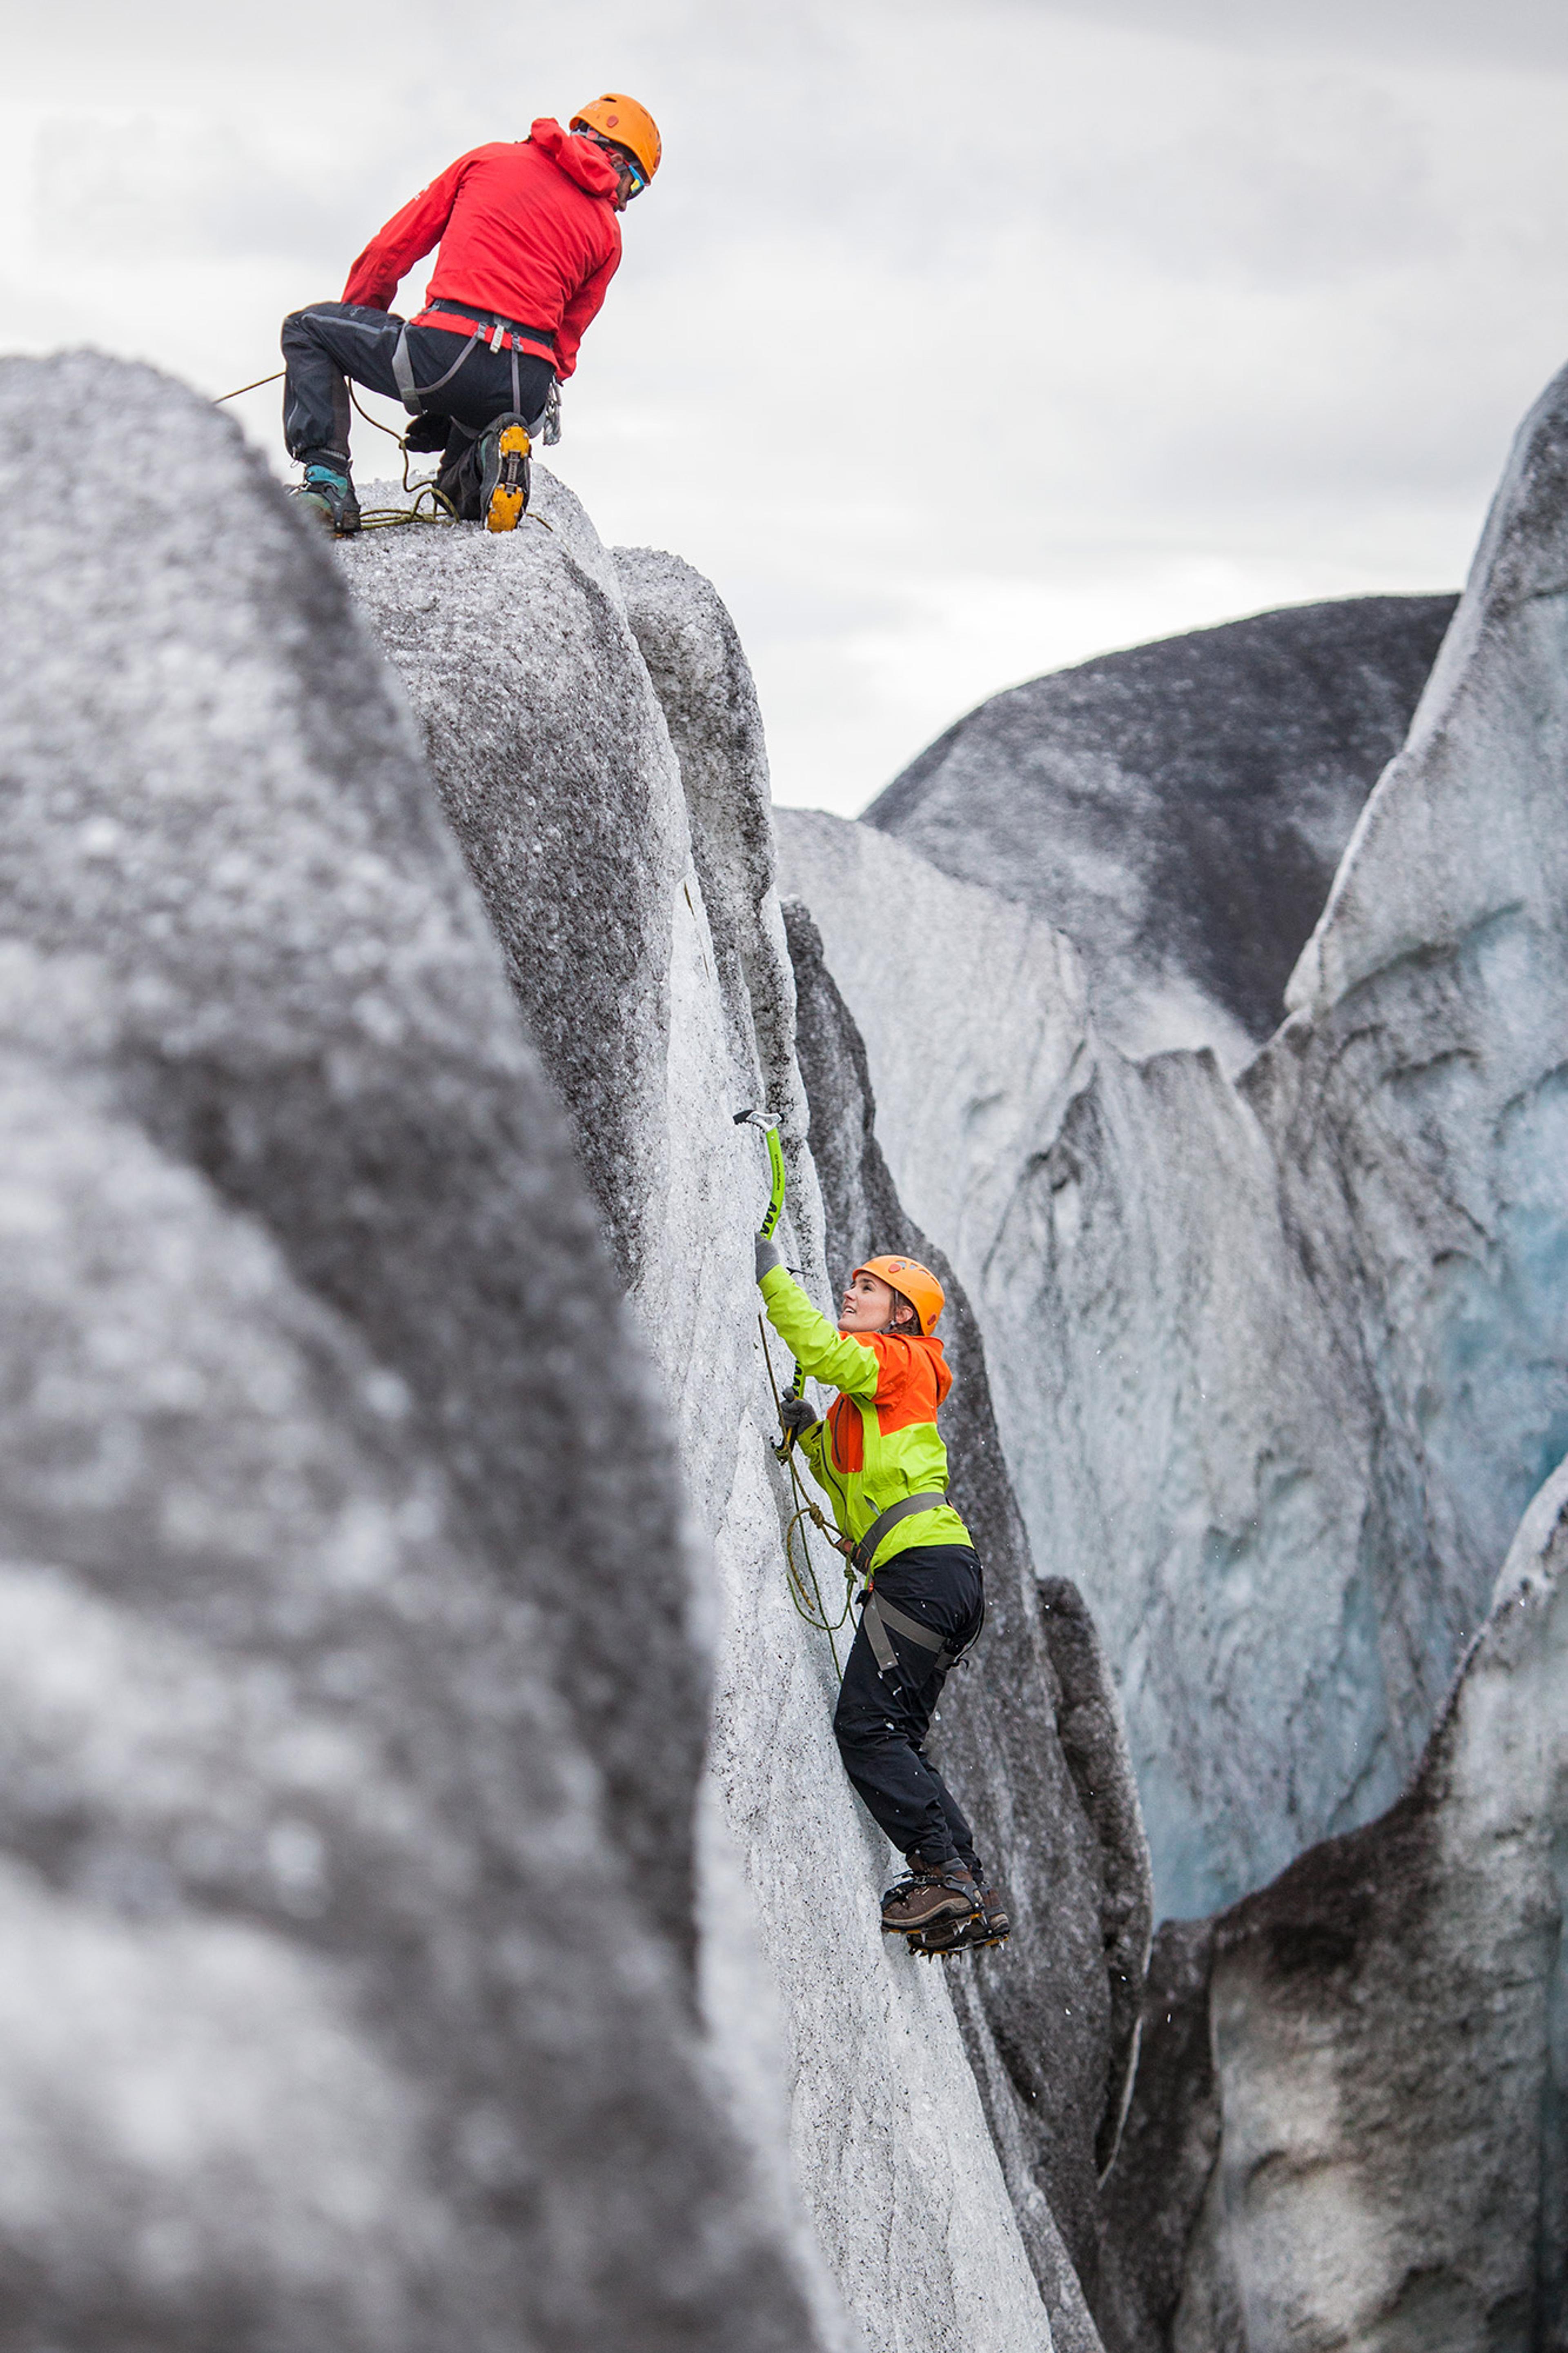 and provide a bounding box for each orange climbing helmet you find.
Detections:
[570,94,662,184]
[852,1255,946,1336]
